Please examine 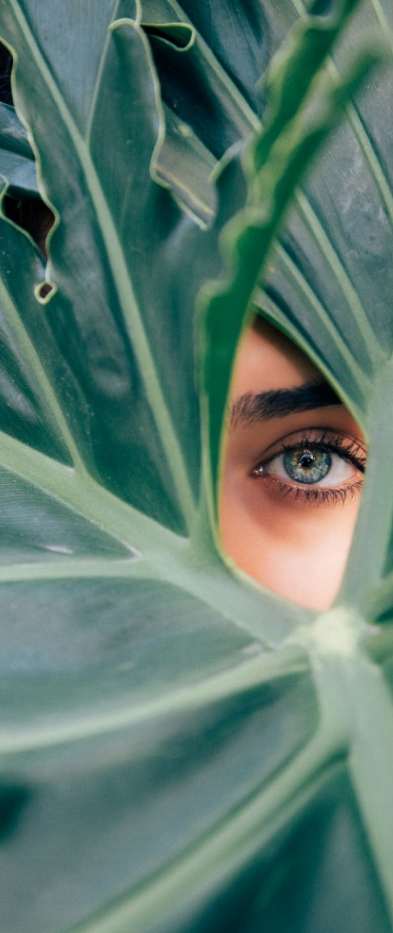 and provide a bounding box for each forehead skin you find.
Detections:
[230,317,321,399]
[227,316,359,444]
